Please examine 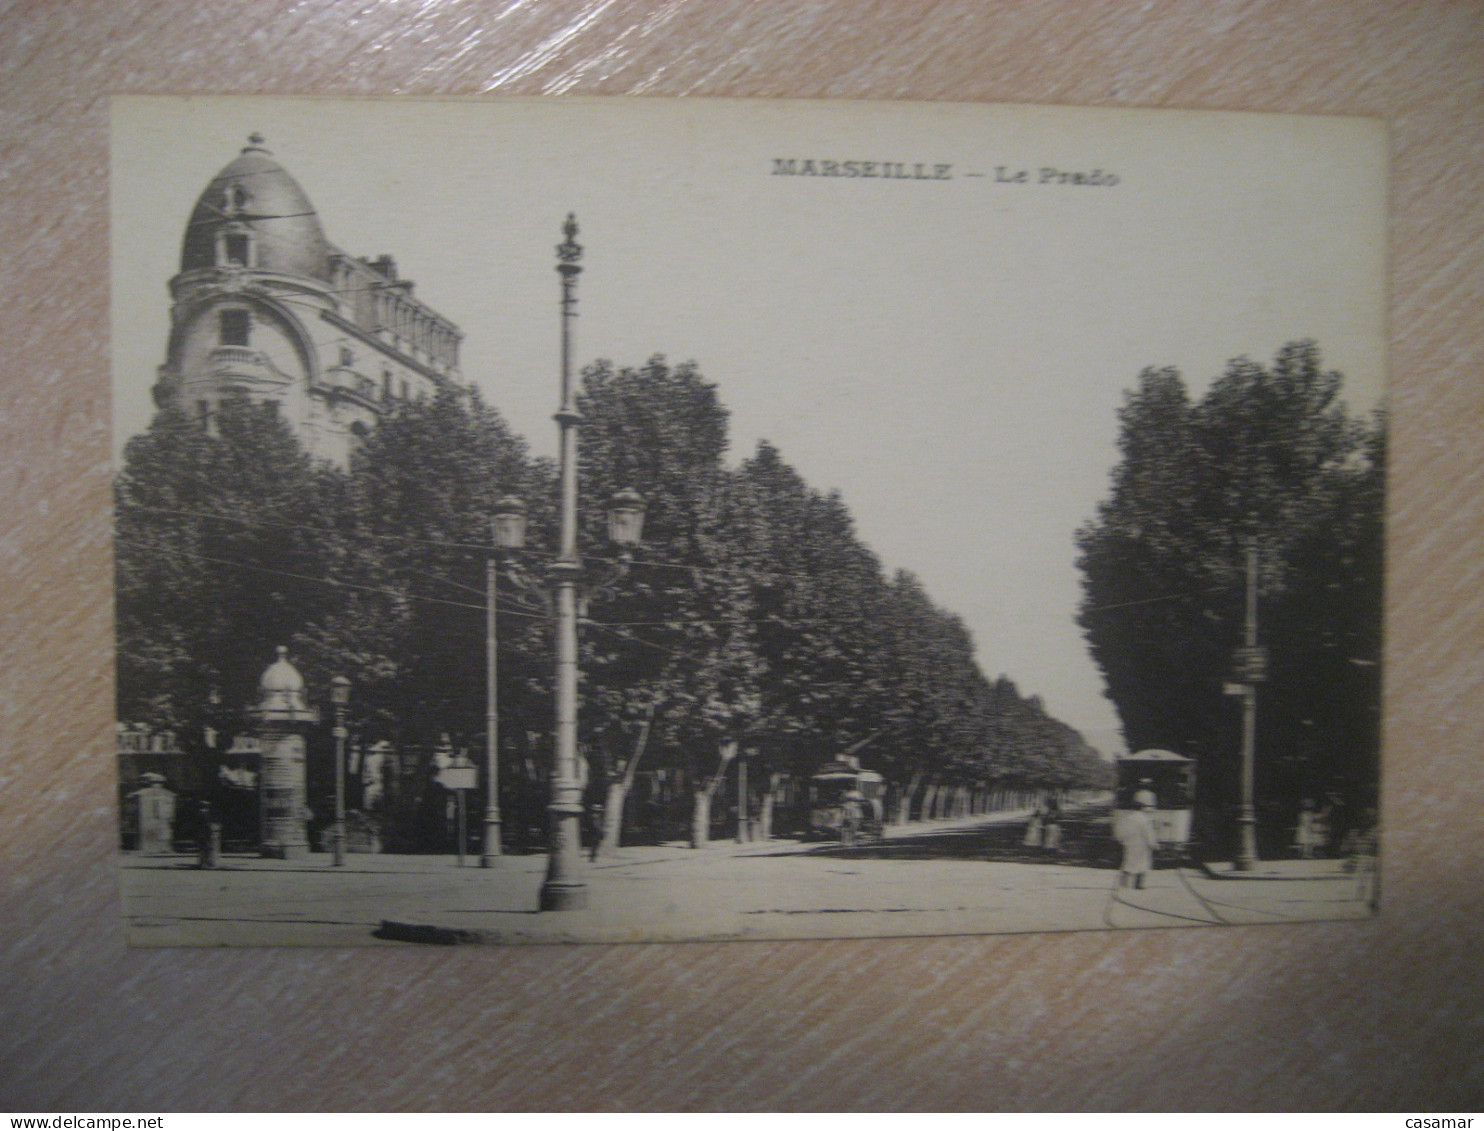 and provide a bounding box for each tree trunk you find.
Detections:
[895,771,923,826]
[736,753,749,844]
[758,772,782,841]
[690,789,712,849]
[922,779,940,821]
[599,781,627,857]
[597,706,655,857]
[689,739,737,849]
